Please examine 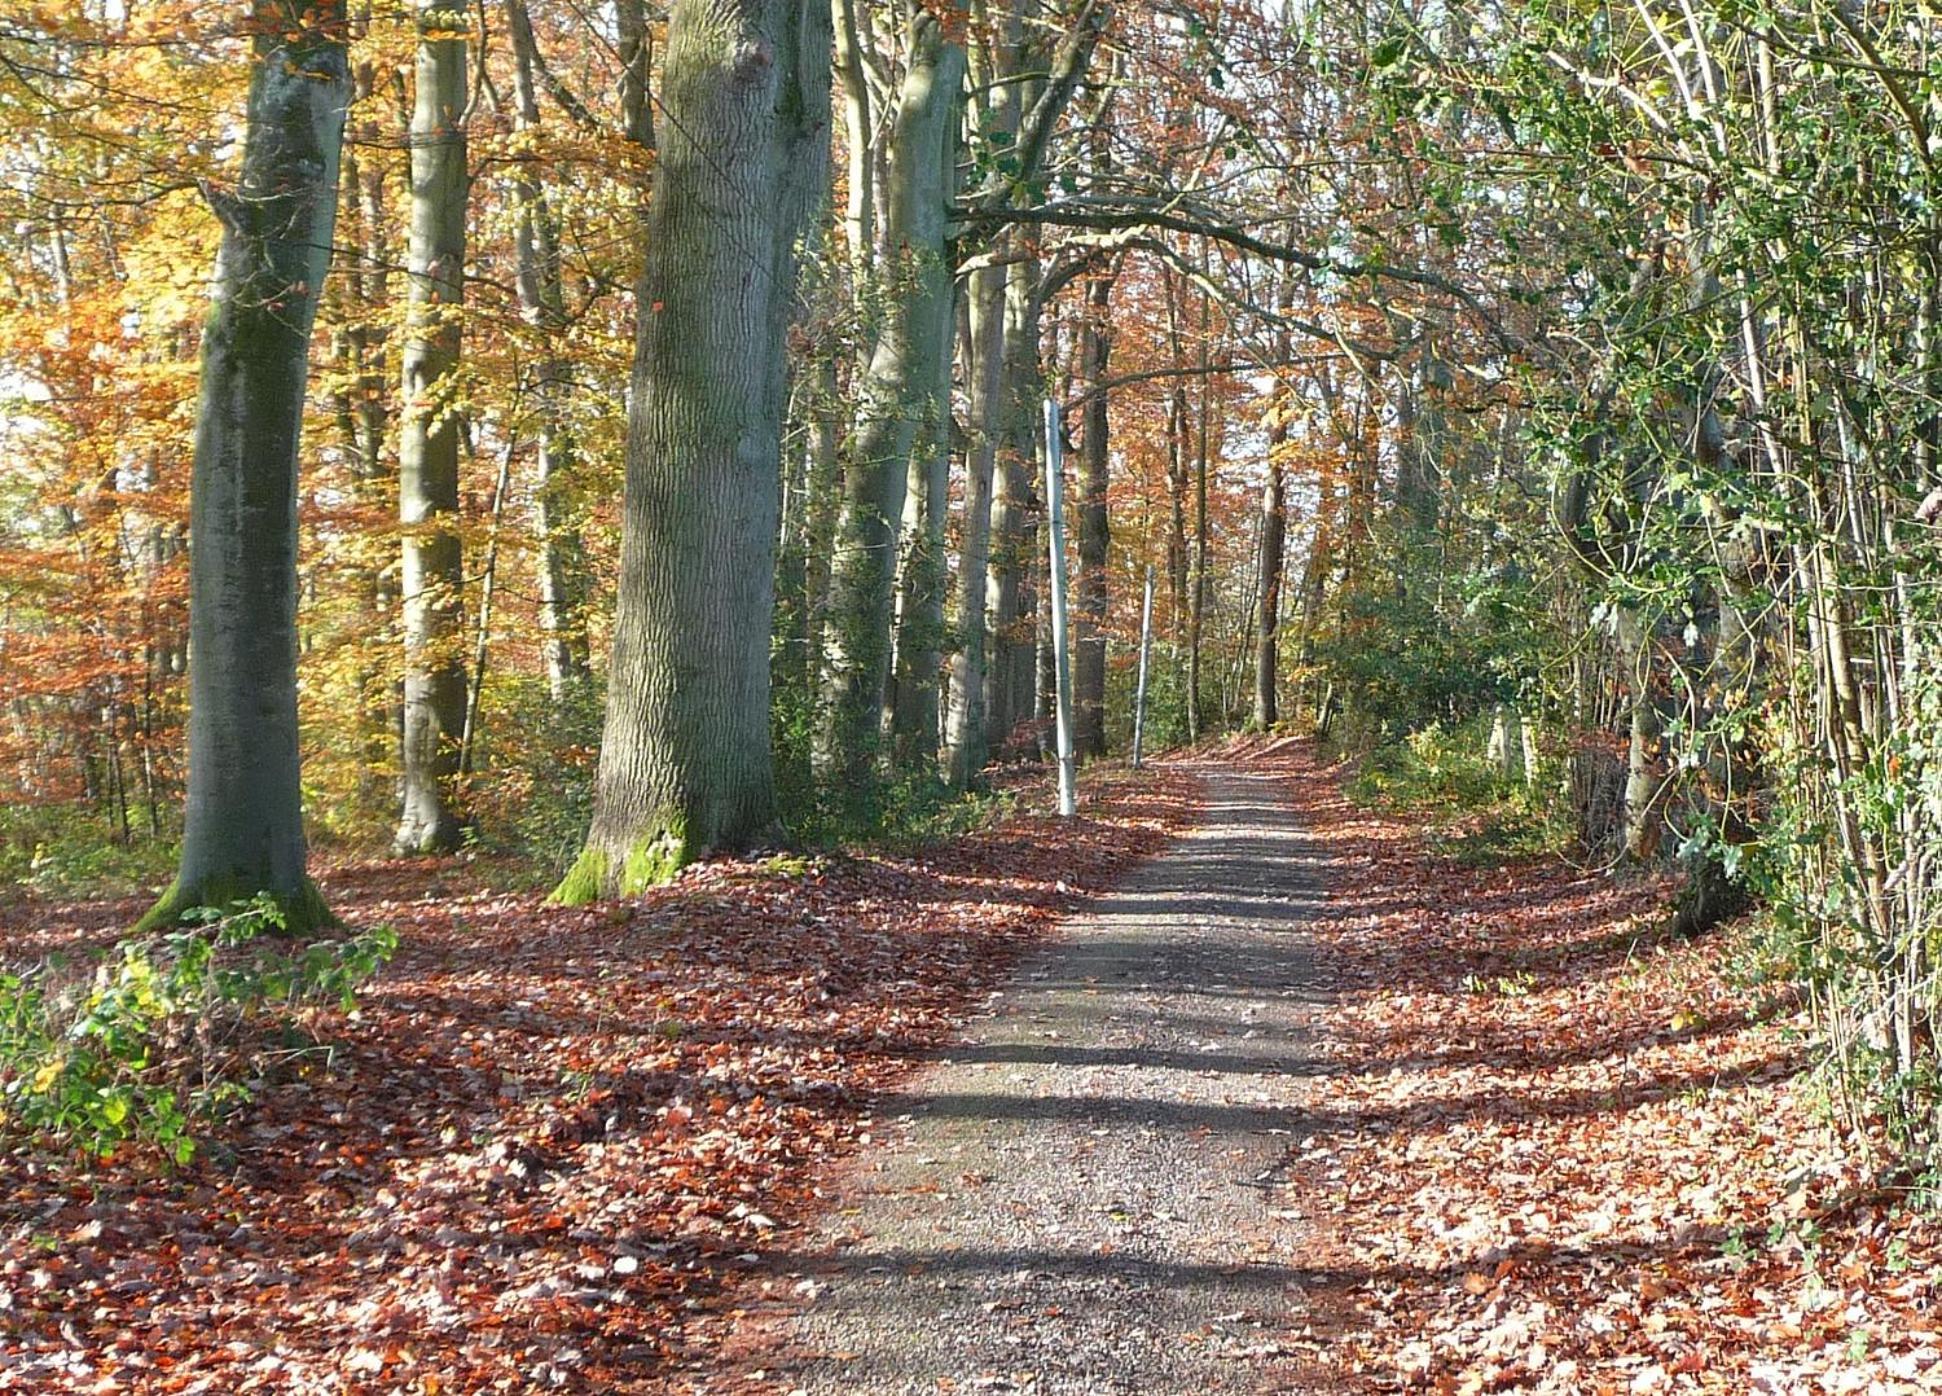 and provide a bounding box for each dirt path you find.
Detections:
[763,762,1330,1394]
